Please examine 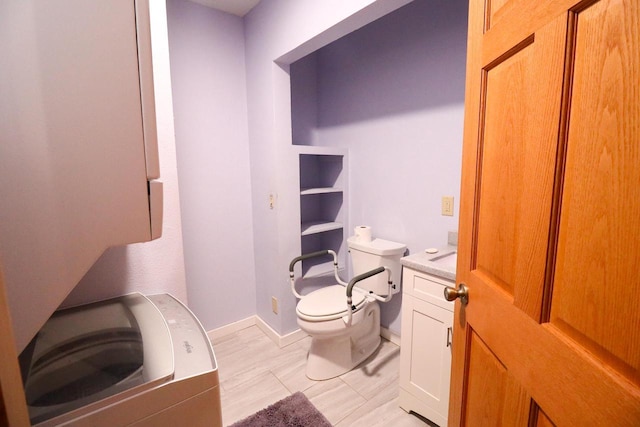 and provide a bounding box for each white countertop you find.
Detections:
[400,245,458,281]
